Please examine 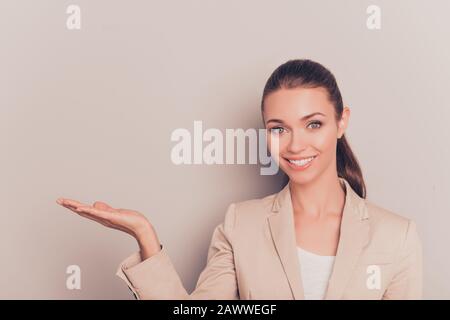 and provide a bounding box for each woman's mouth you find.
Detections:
[283,155,317,171]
